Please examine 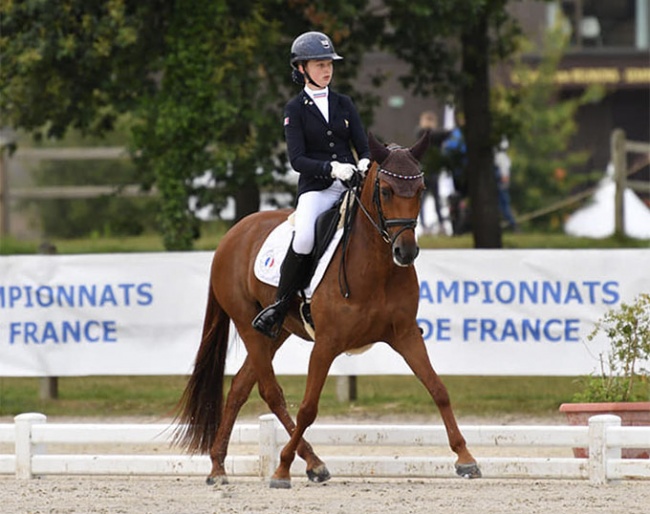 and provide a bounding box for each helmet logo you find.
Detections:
[320,39,331,49]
